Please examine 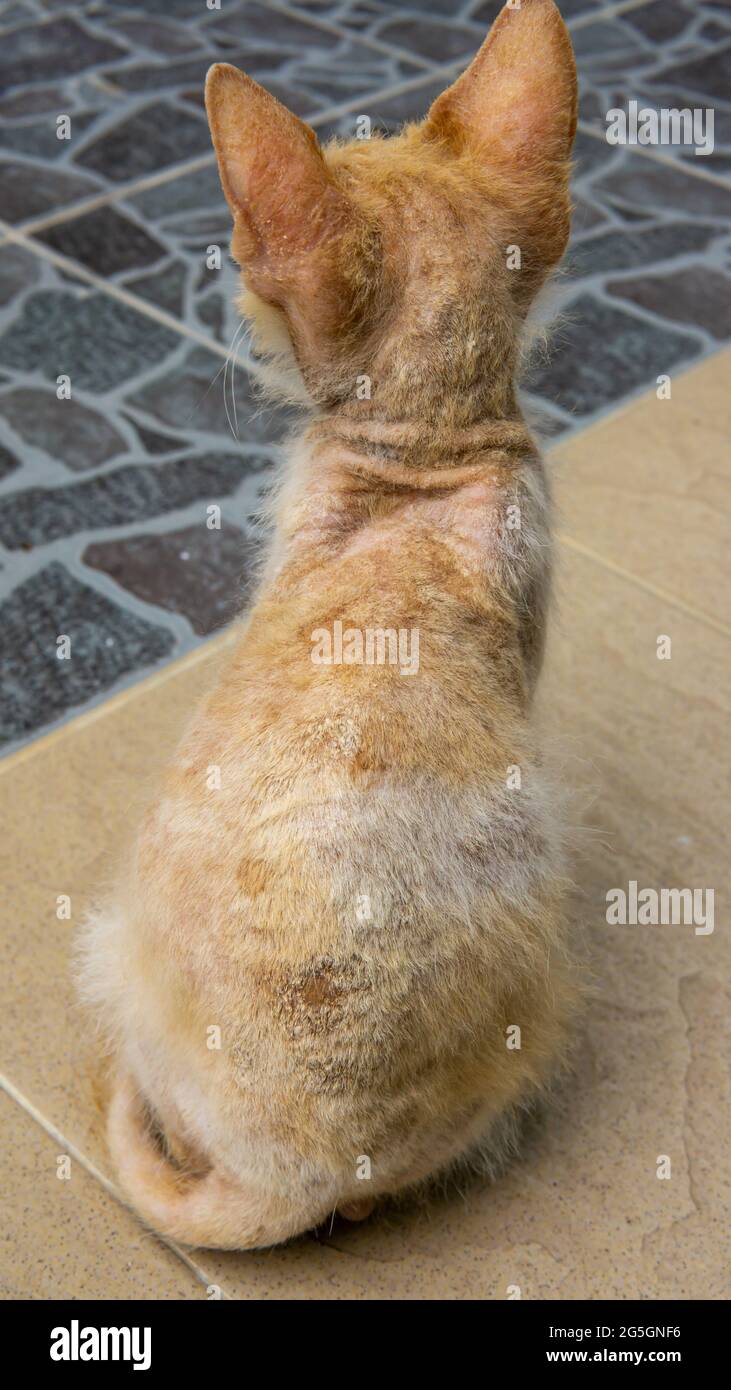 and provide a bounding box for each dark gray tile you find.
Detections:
[126,163,226,222]
[0,451,270,549]
[121,416,188,455]
[0,84,68,119]
[590,159,731,221]
[207,2,341,51]
[34,205,167,277]
[0,285,182,392]
[100,15,207,56]
[73,100,211,183]
[0,387,127,471]
[0,159,100,224]
[650,42,731,103]
[0,243,42,305]
[0,562,174,747]
[125,259,188,317]
[573,19,651,64]
[323,74,446,137]
[102,53,227,95]
[0,442,20,481]
[0,109,100,162]
[374,16,480,63]
[527,292,702,417]
[607,265,731,340]
[126,344,293,442]
[567,221,723,276]
[0,16,127,91]
[621,0,698,45]
[95,0,205,15]
[84,522,259,636]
